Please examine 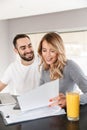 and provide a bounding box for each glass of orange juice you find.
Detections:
[66,92,80,121]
